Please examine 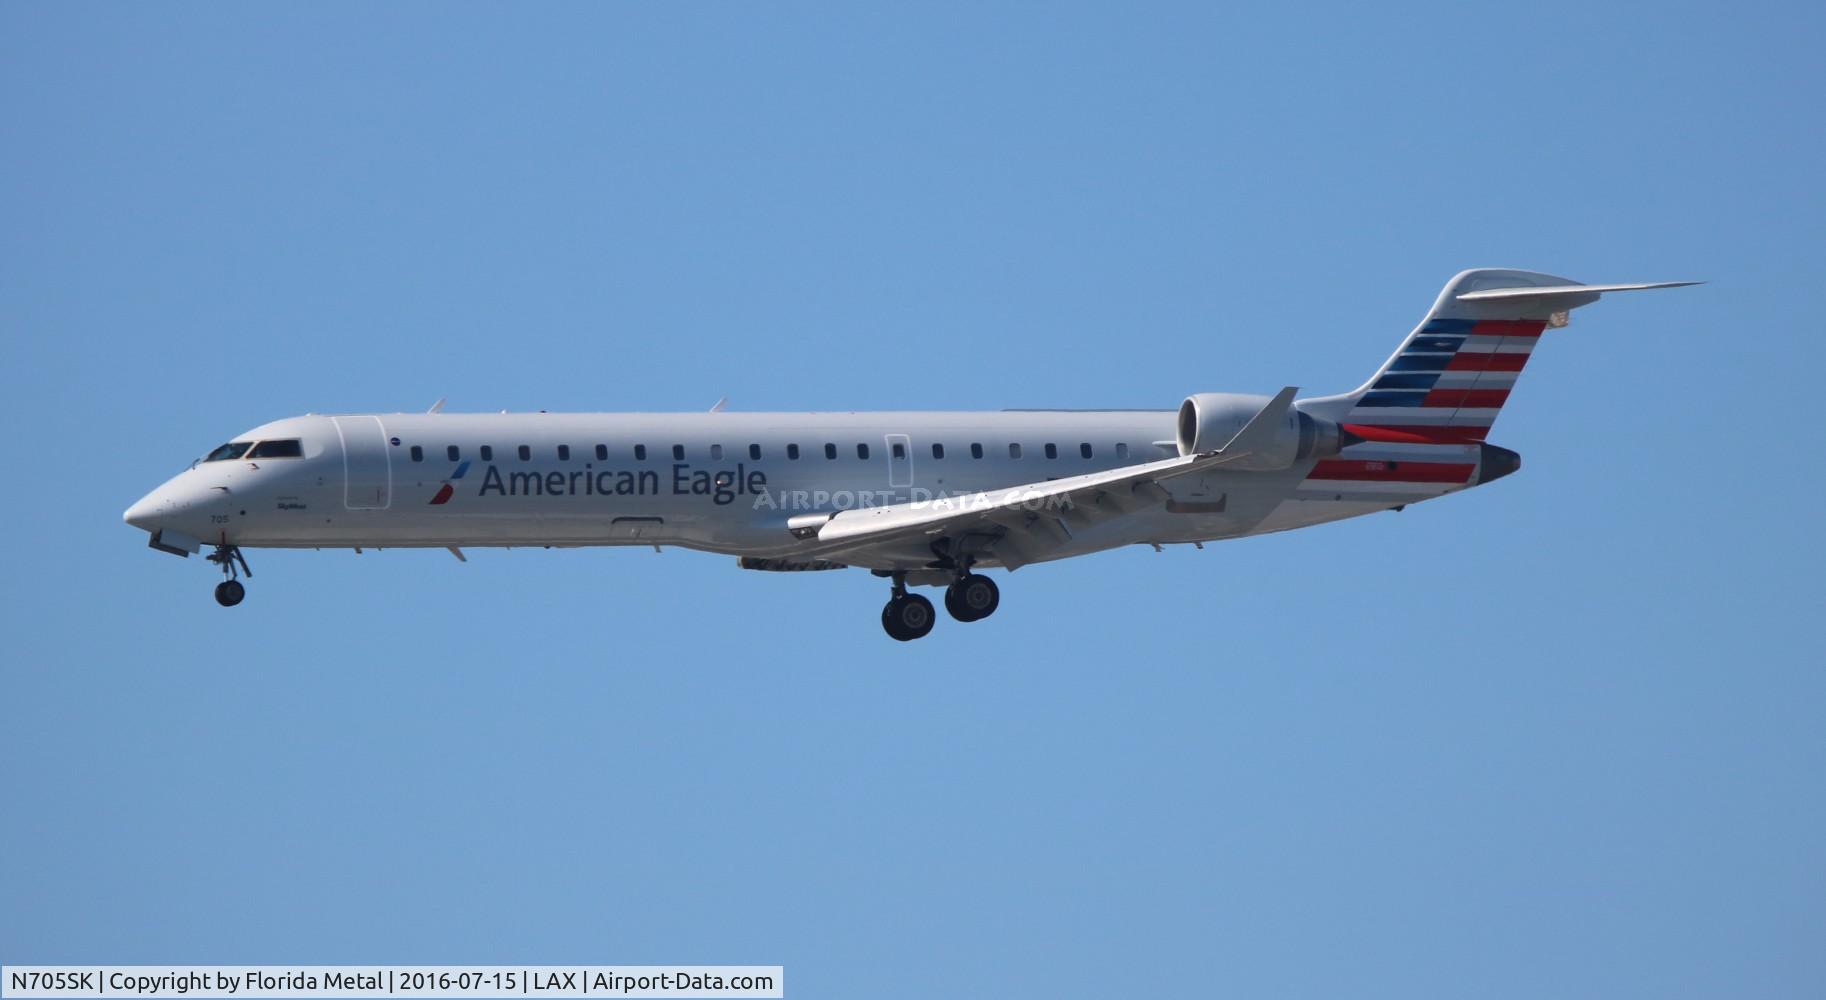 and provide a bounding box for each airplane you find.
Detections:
[124,269,1694,640]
